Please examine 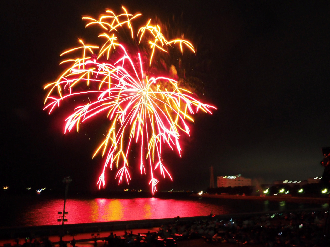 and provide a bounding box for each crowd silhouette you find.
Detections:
[3,210,330,247]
